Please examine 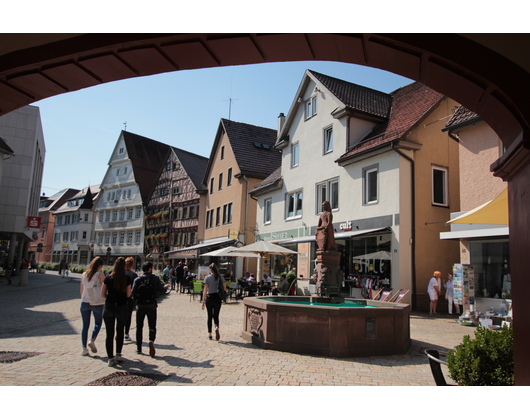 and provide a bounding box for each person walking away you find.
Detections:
[80,257,105,356]
[132,262,169,357]
[30,257,37,273]
[5,261,13,285]
[175,262,184,292]
[101,257,132,367]
[124,257,138,341]
[428,271,441,315]
[163,264,171,284]
[444,273,460,316]
[201,263,226,341]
